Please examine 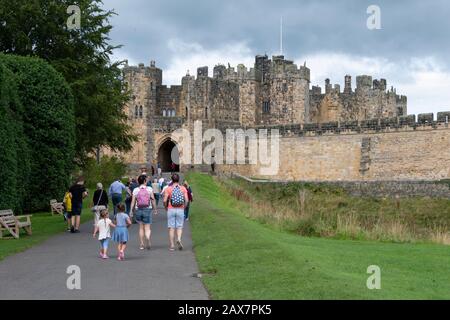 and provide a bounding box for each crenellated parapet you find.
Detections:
[213,64,258,81]
[212,55,310,83]
[245,112,450,137]
[309,74,408,122]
